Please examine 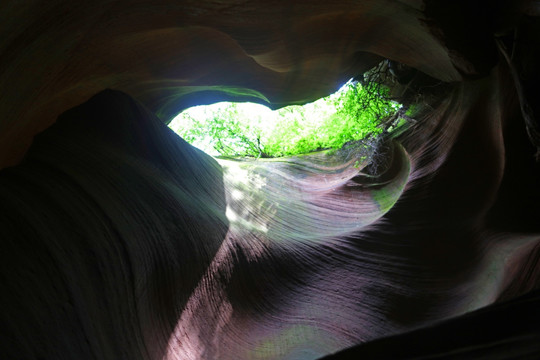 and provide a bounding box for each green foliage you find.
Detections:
[169,80,401,158]
[328,82,397,142]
